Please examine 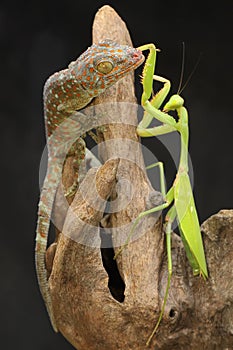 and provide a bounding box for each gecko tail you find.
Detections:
[35,243,58,332]
[35,168,61,332]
